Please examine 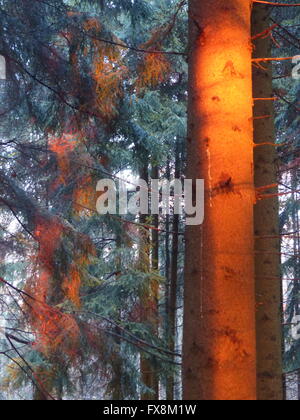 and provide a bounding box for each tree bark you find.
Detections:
[183,0,257,400]
[139,163,159,400]
[252,4,284,401]
[166,144,180,400]
[151,165,160,397]
[291,173,300,401]
[165,158,171,322]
